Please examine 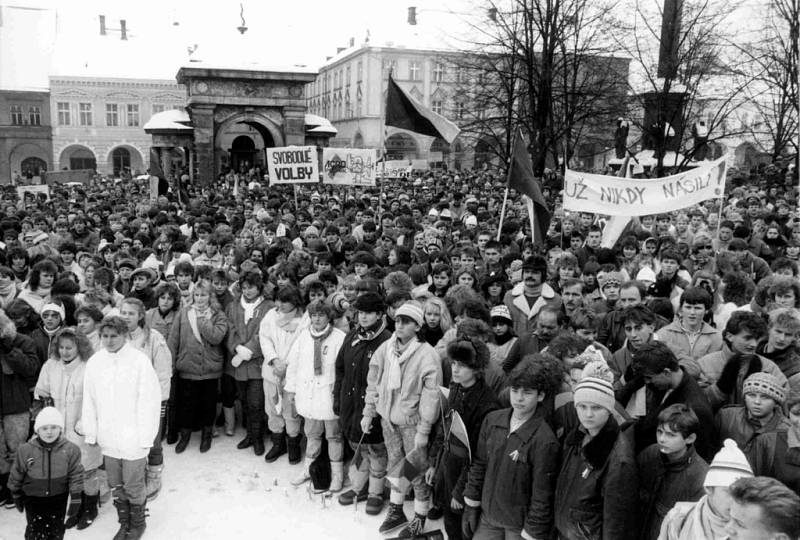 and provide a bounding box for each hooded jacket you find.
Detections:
[8,435,83,498]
